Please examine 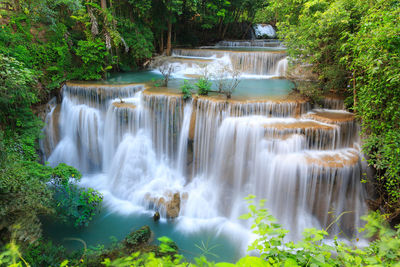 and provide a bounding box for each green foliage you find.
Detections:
[348,0,400,217]
[1,116,102,242]
[75,39,109,80]
[240,195,400,266]
[102,251,185,267]
[0,55,37,127]
[180,79,194,100]
[20,161,102,228]
[0,240,30,267]
[157,236,178,256]
[117,19,154,69]
[0,157,53,244]
[1,199,400,266]
[271,0,367,92]
[195,77,212,96]
[48,163,103,228]
[22,239,67,267]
